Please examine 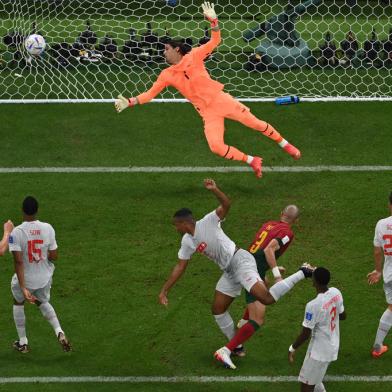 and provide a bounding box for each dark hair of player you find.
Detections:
[167,39,192,55]
[22,196,39,216]
[389,191,392,205]
[173,208,193,220]
[313,267,331,286]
